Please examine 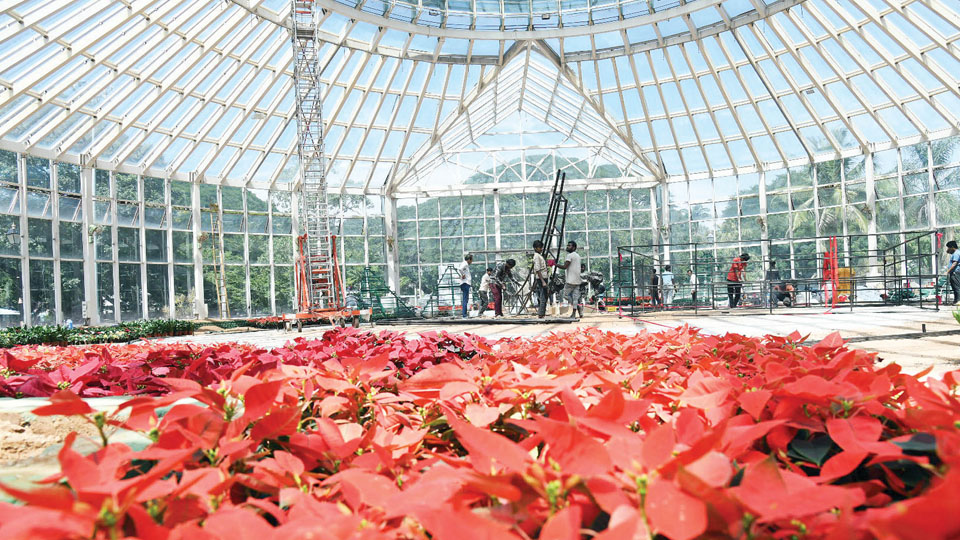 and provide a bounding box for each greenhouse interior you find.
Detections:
[0,0,960,538]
